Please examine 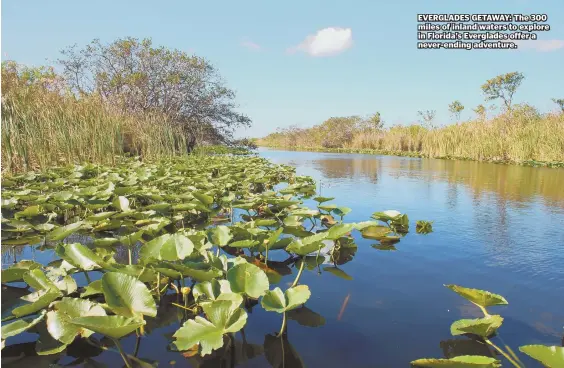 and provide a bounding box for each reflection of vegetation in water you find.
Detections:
[312,155,564,207]
[0,155,416,367]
